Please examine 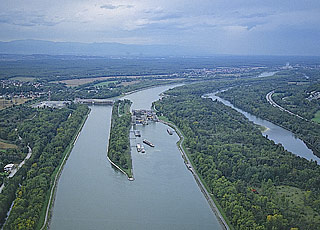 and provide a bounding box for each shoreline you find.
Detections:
[38,108,91,230]
[159,119,230,230]
[106,155,134,181]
